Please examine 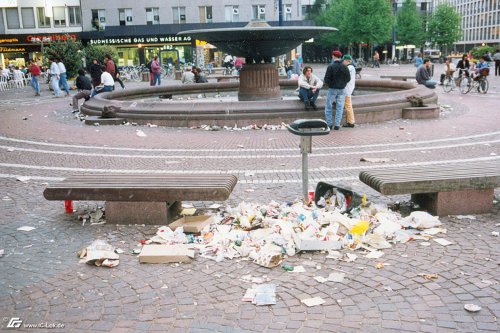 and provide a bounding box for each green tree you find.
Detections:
[351,0,393,47]
[44,35,83,78]
[84,44,118,71]
[396,0,425,47]
[470,45,494,60]
[427,4,461,52]
[314,0,355,48]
